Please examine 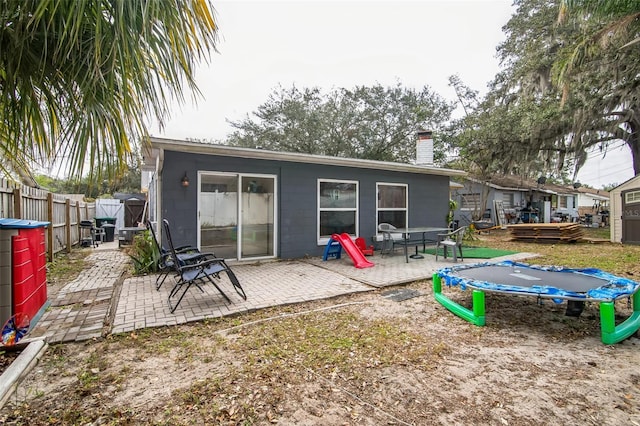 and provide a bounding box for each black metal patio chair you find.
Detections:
[146,220,205,290]
[162,219,247,313]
